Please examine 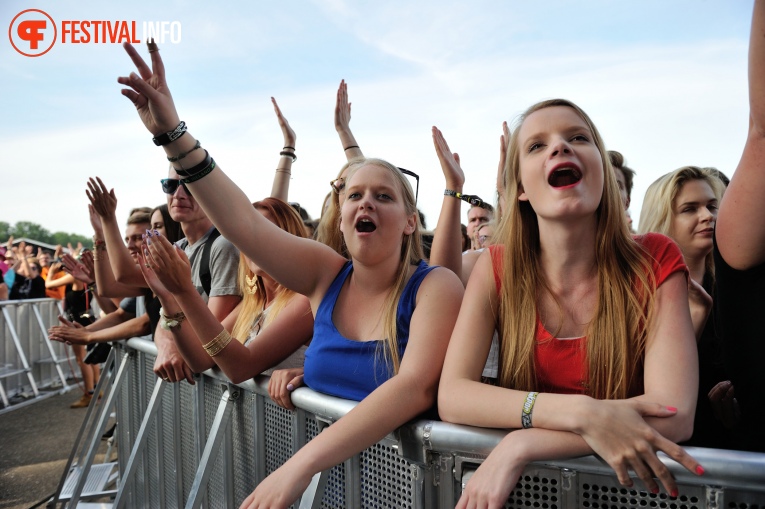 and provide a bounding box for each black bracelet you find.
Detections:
[283,146,295,150]
[174,149,211,178]
[167,140,202,162]
[344,145,359,151]
[444,189,489,209]
[152,121,187,146]
[181,158,216,184]
[279,150,297,162]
